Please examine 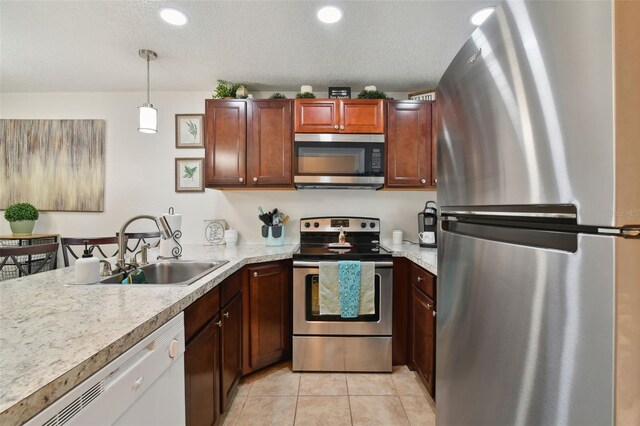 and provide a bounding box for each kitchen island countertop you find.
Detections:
[0,243,436,425]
